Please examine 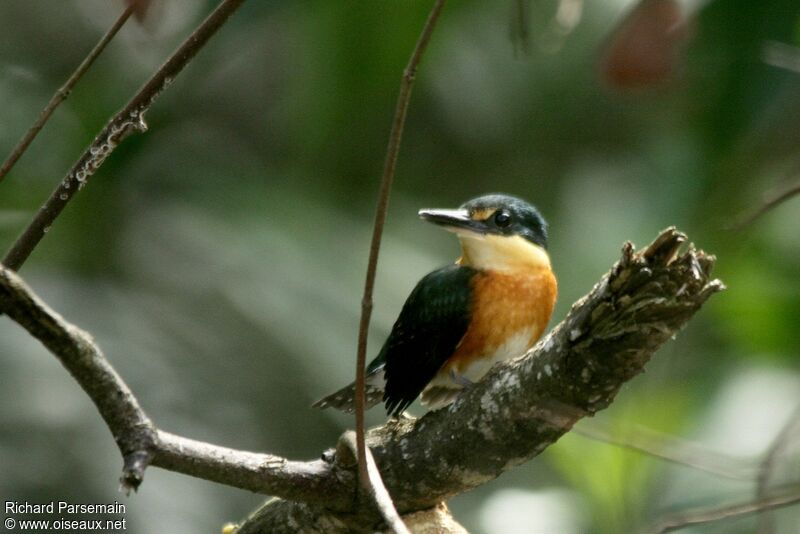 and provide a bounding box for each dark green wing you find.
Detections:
[382,264,477,416]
